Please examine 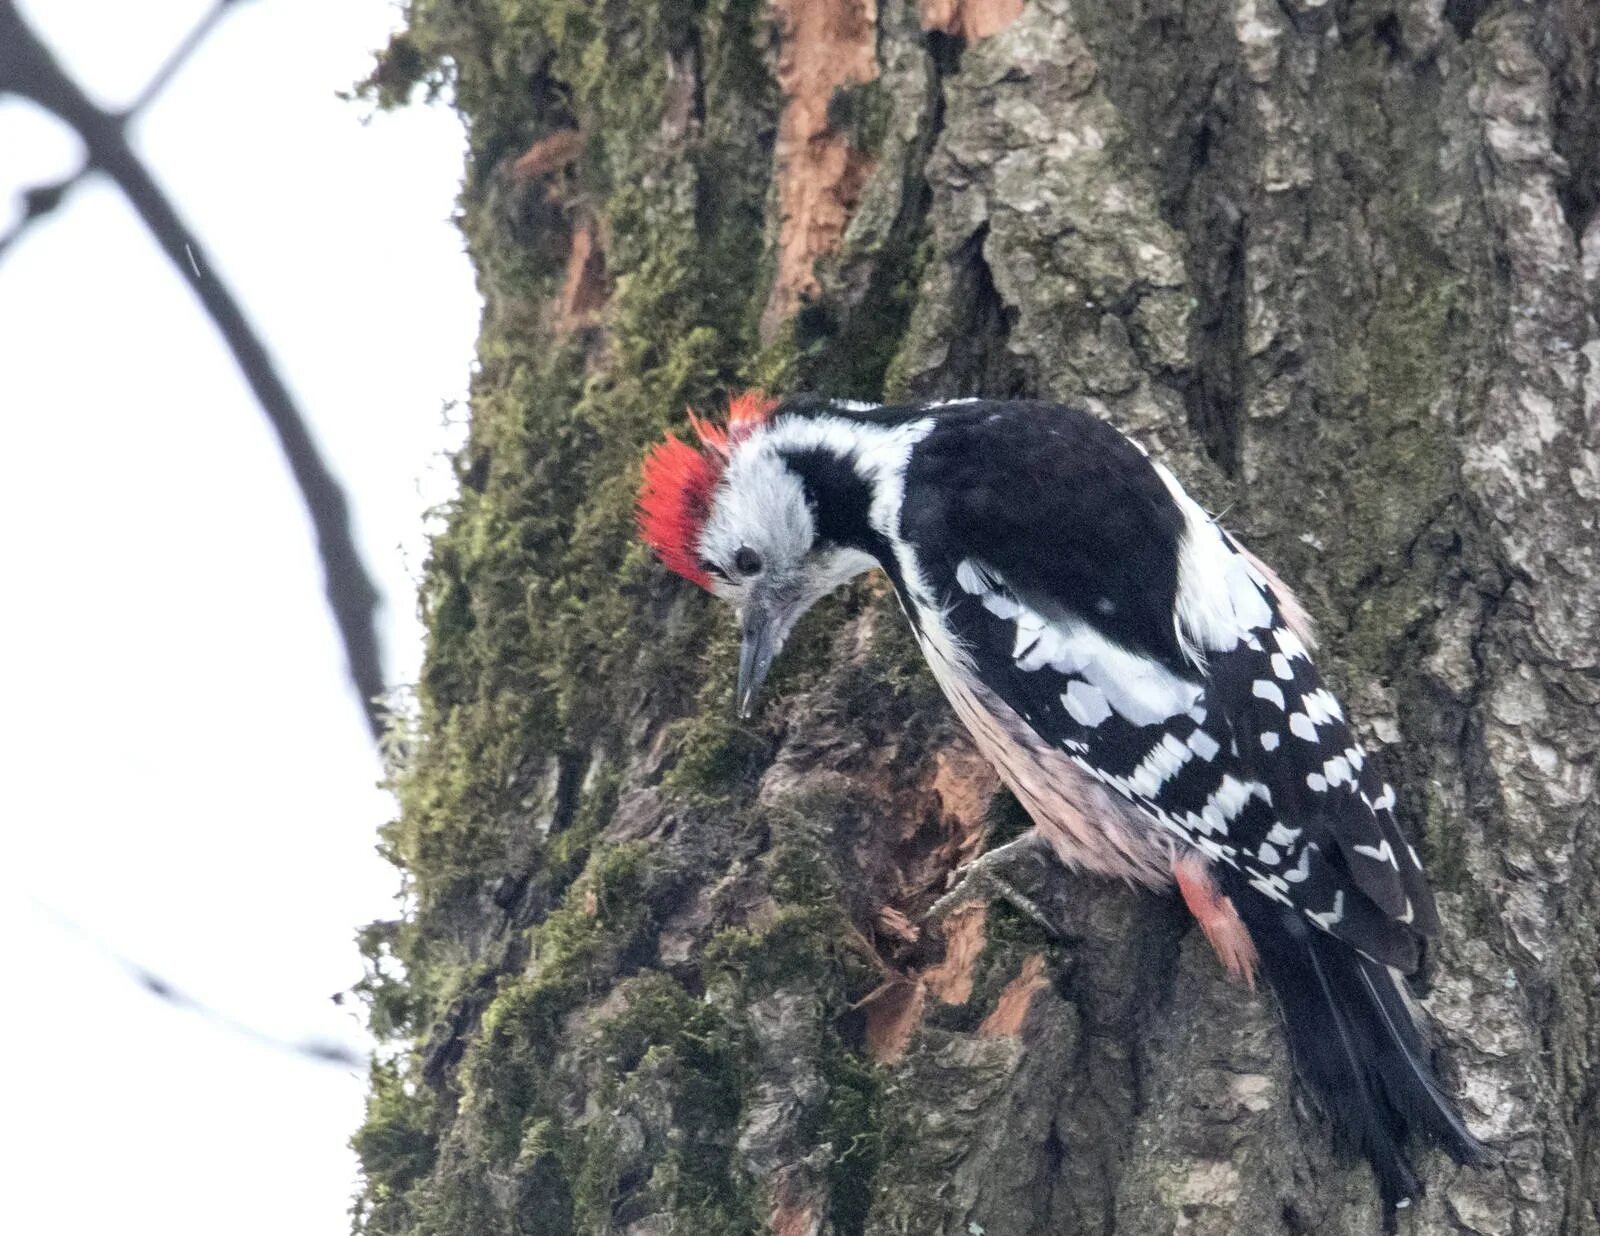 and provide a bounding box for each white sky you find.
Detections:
[0,2,477,1231]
